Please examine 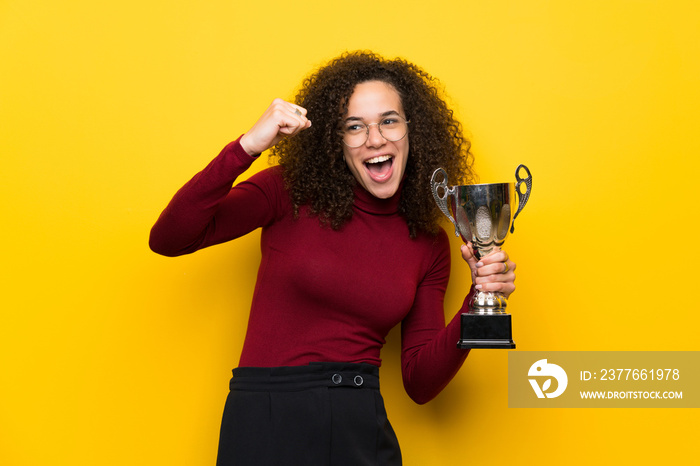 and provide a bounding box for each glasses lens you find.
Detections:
[343,123,368,148]
[379,117,408,142]
[342,117,408,148]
